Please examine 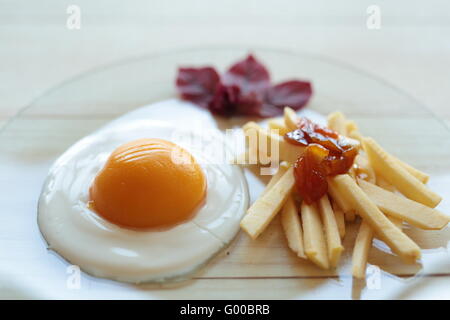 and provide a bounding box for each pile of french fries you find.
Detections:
[239,108,450,278]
